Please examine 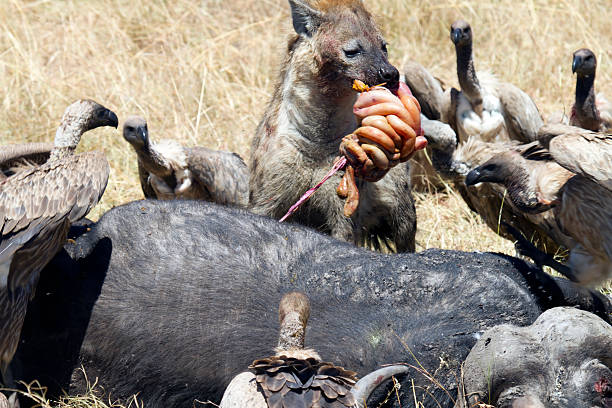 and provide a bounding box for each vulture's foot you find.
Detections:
[502,222,578,282]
